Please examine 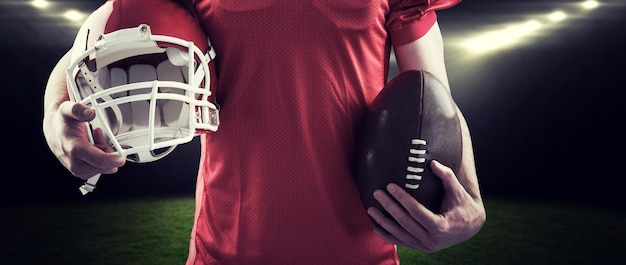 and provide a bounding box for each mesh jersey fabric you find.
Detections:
[177,0,460,264]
